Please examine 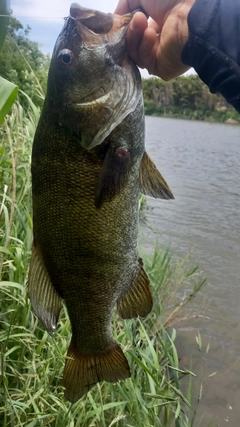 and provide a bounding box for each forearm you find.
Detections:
[181,0,240,111]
